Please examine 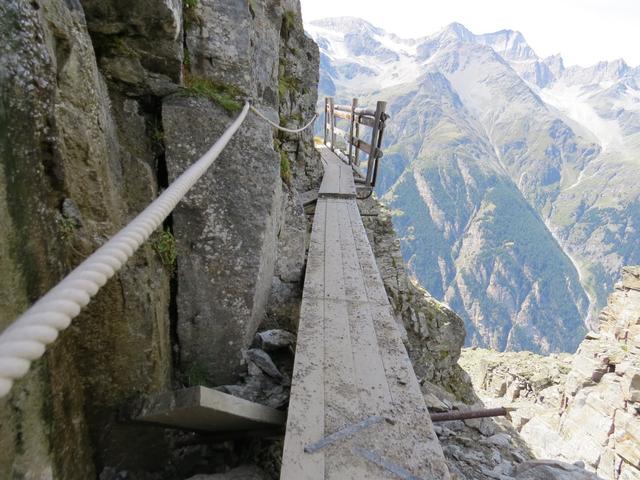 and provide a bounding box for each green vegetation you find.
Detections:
[280,112,303,126]
[182,74,244,113]
[282,10,297,36]
[151,229,177,271]
[184,362,210,387]
[278,74,301,99]
[183,0,201,27]
[150,118,164,143]
[58,216,77,243]
[248,0,258,17]
[183,49,191,68]
[280,149,292,185]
